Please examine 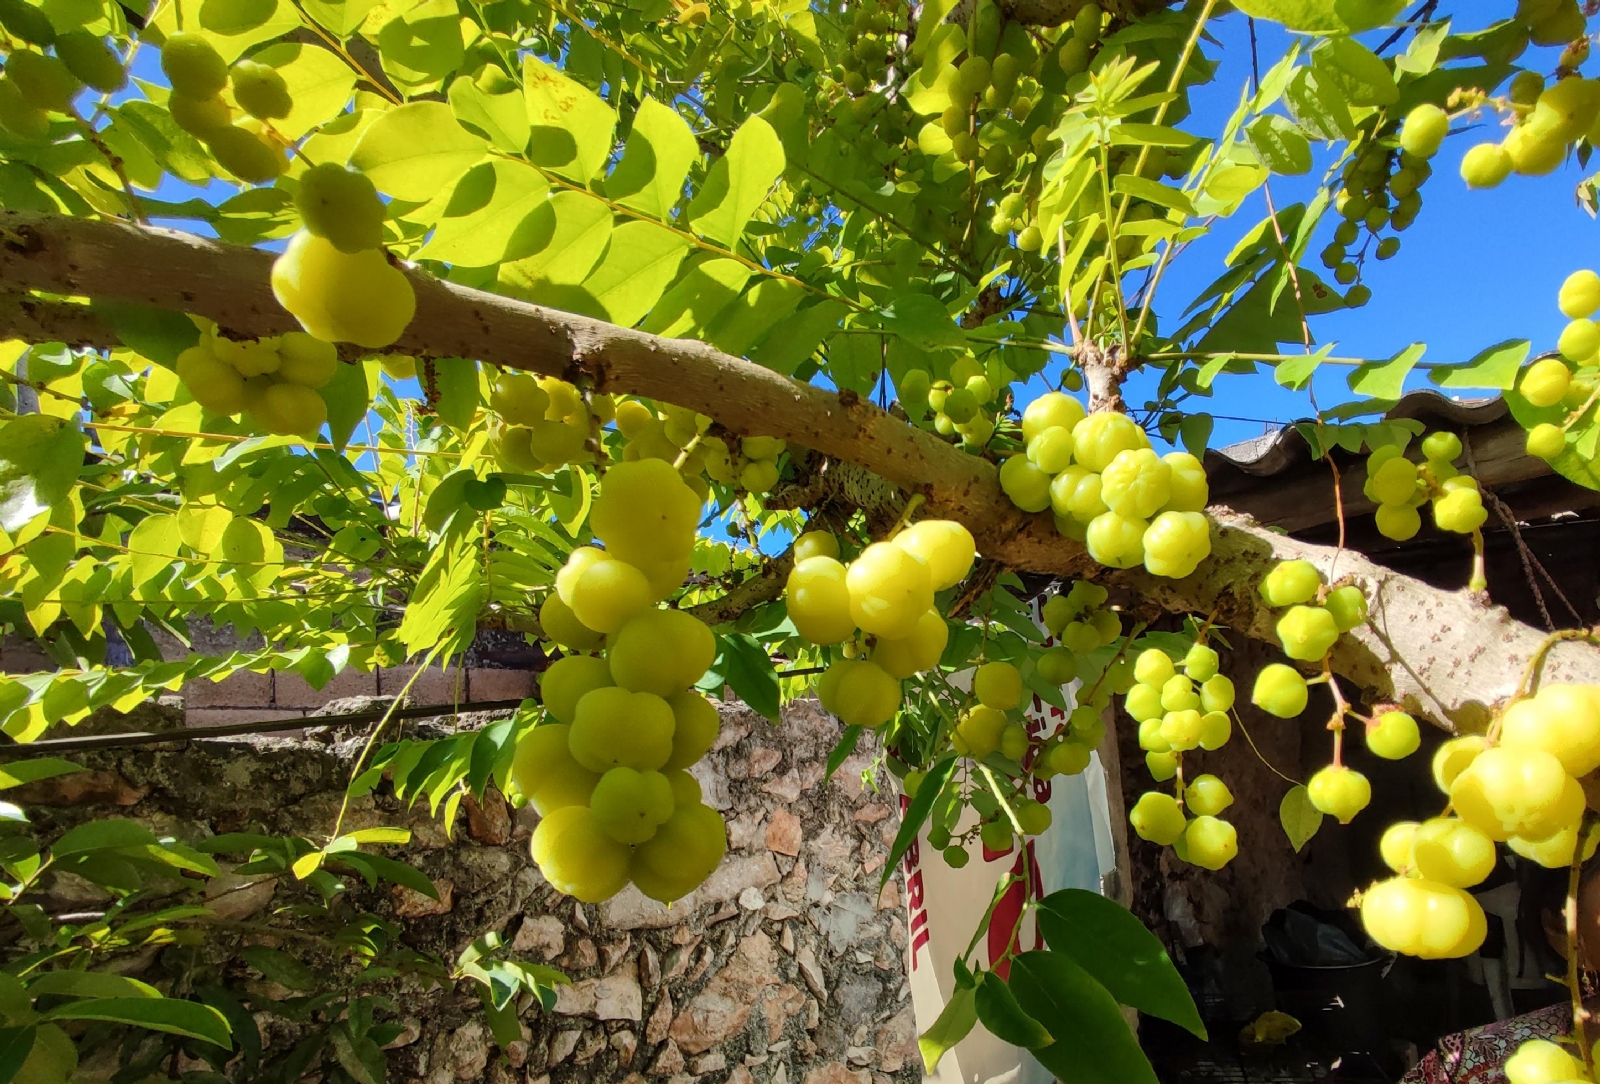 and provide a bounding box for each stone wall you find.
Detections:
[22,697,919,1084]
